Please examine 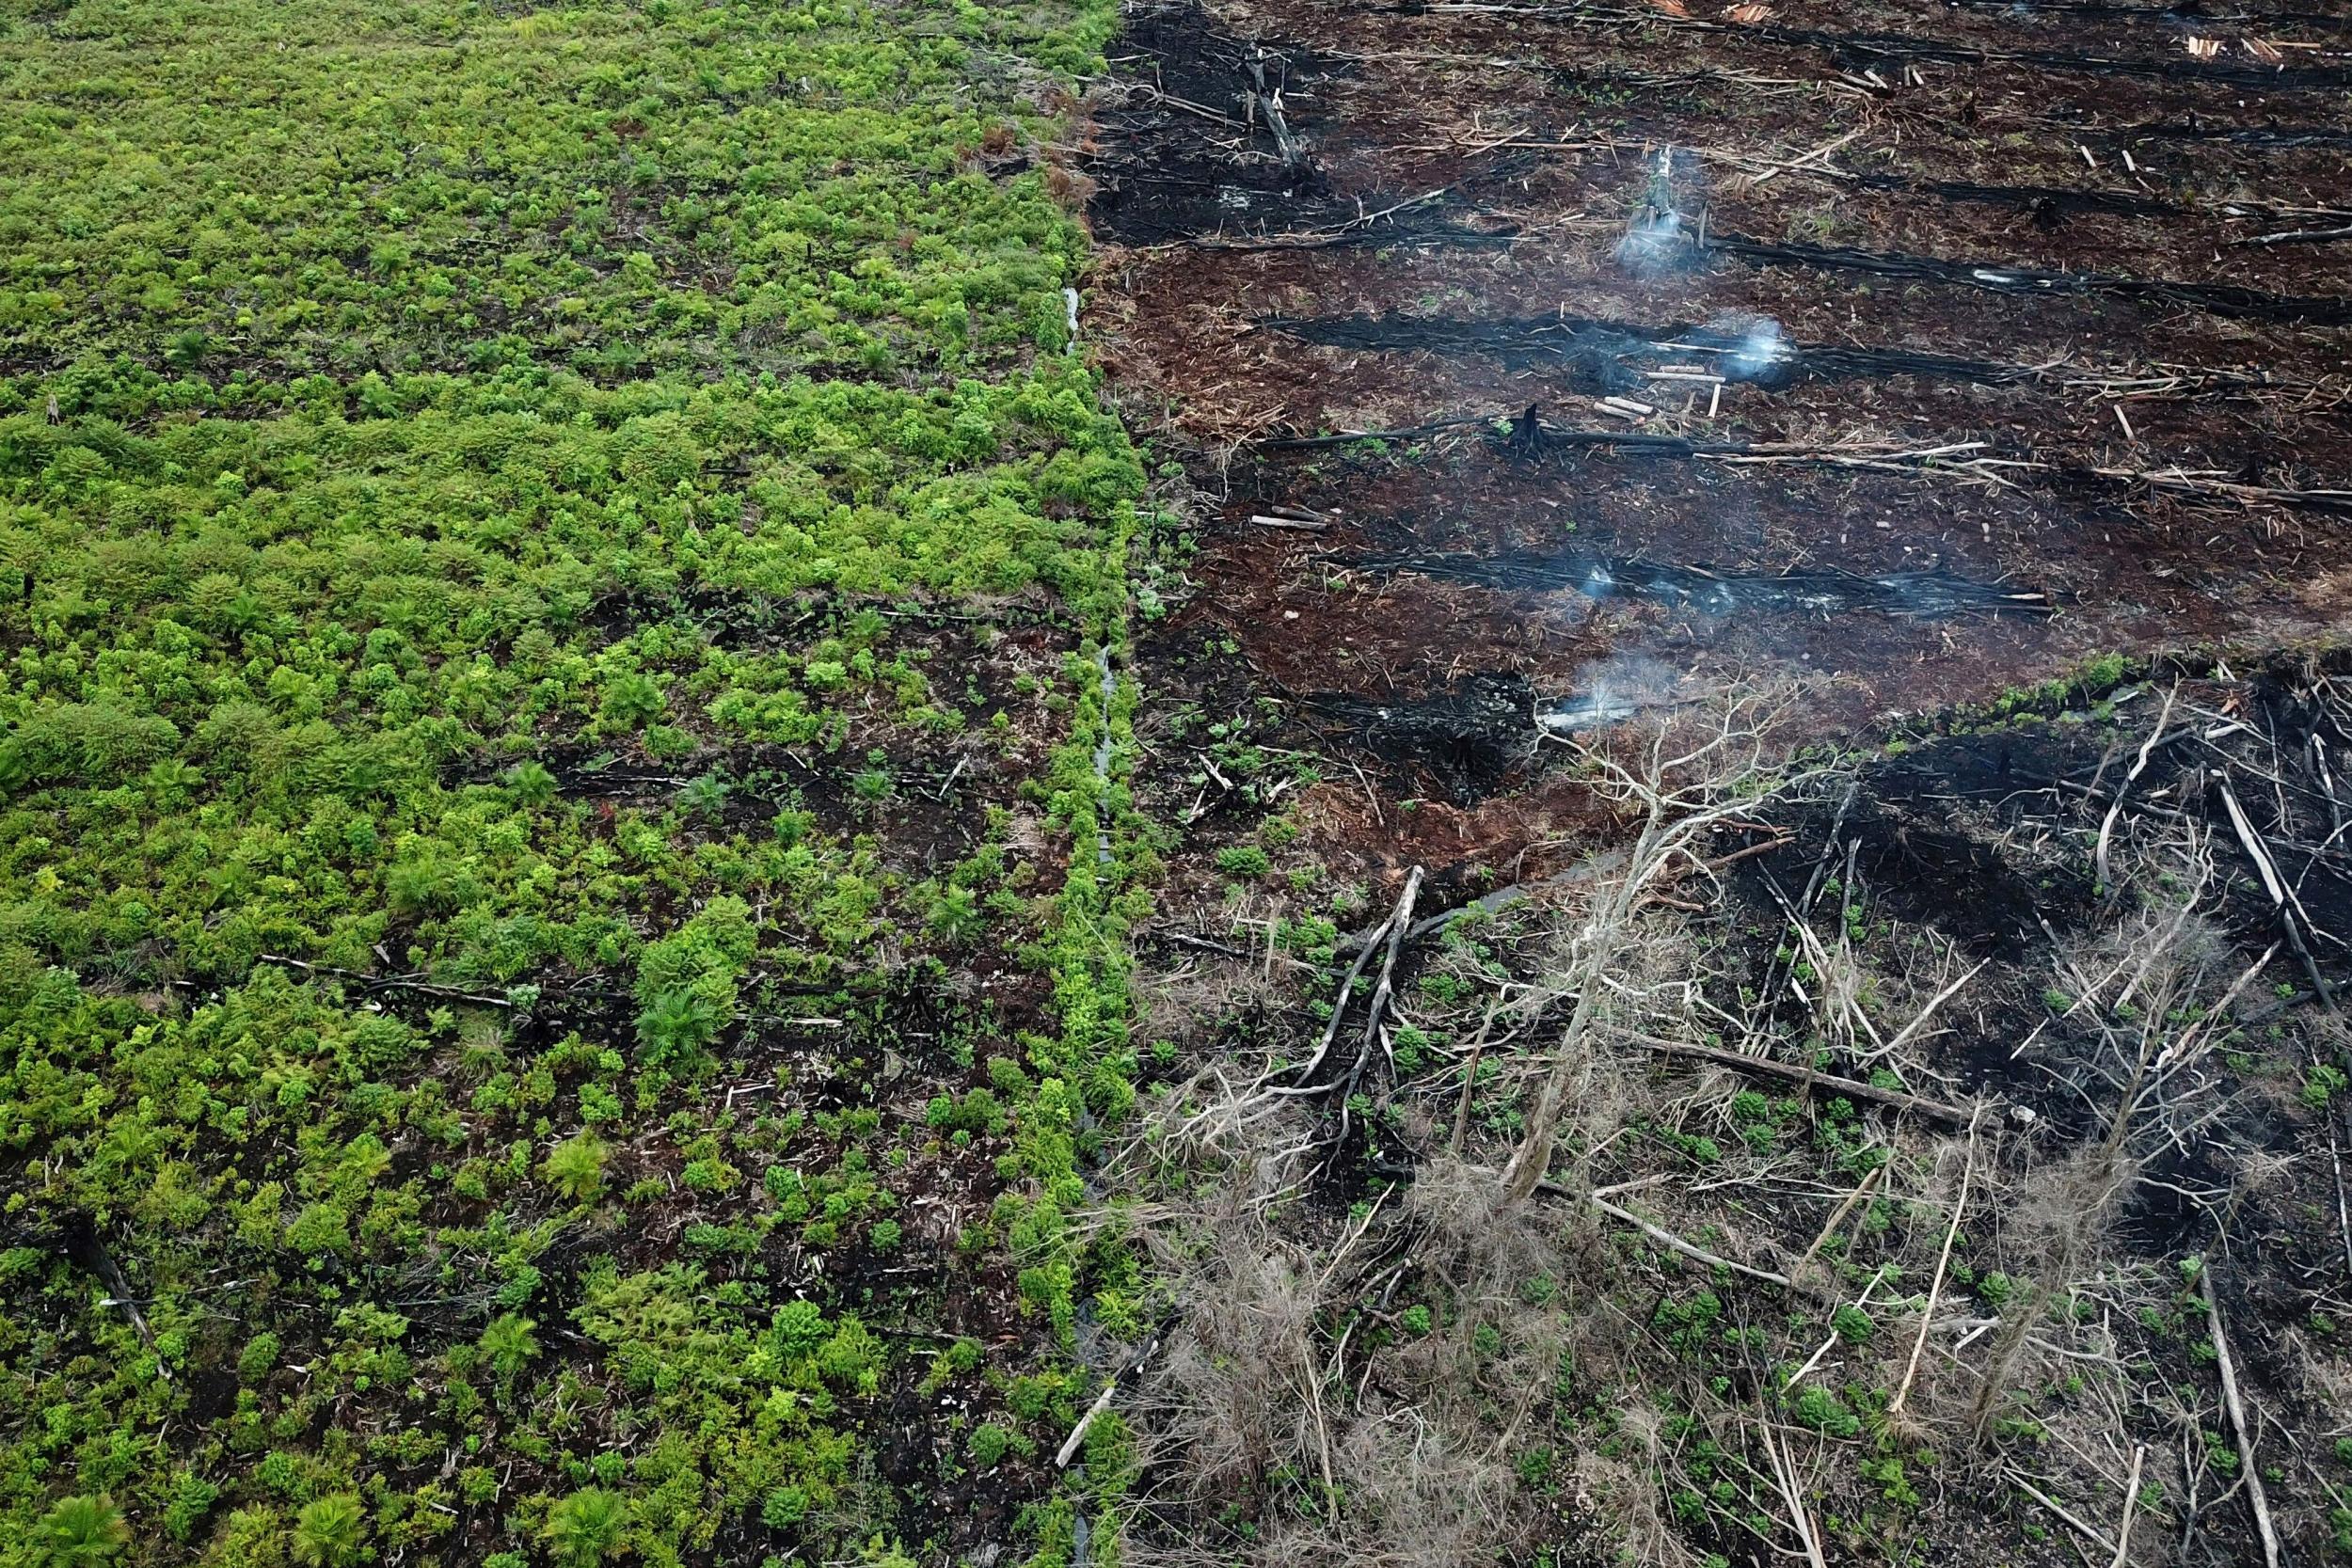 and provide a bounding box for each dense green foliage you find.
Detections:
[1,0,1111,381]
[0,0,1144,1562]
